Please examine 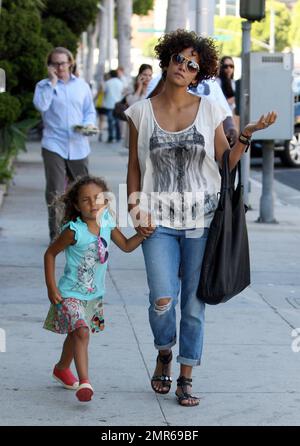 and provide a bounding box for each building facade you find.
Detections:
[215,0,240,17]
